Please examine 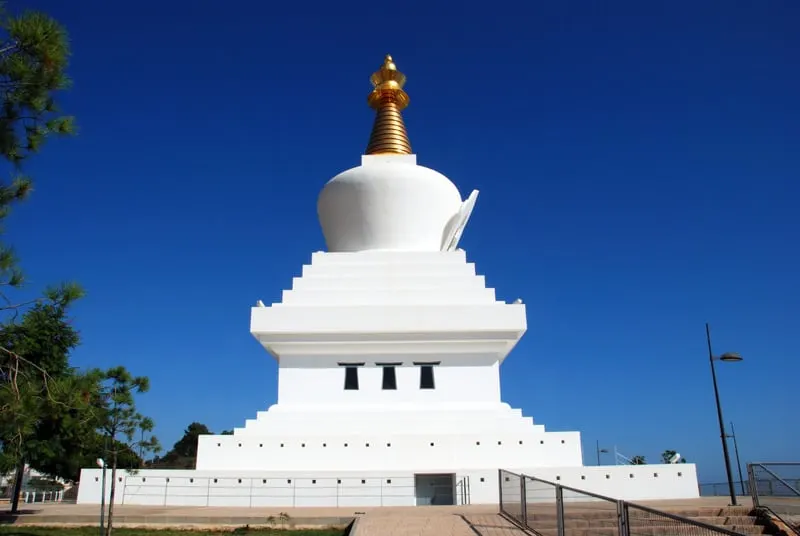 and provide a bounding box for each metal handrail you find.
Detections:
[524,474,623,502]
[528,474,745,536]
[499,469,747,536]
